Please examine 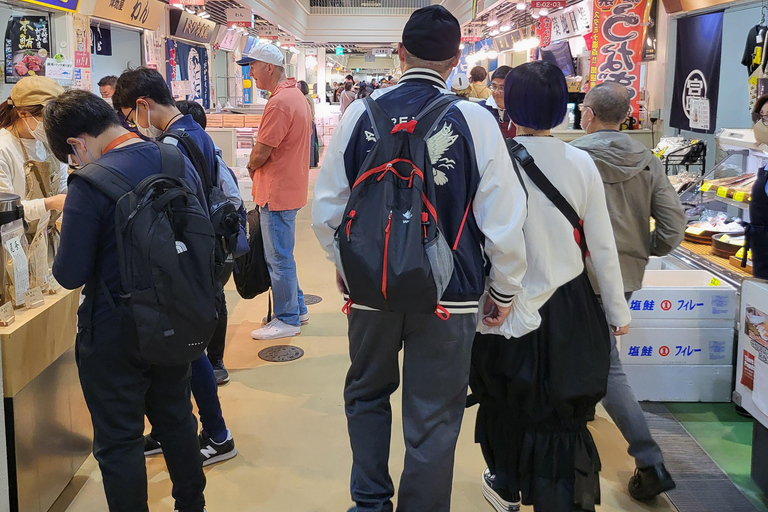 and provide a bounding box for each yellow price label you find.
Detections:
[736,247,745,258]
[717,186,729,198]
[720,234,731,243]
[734,191,746,202]
[686,226,705,235]
[701,182,712,192]
[709,277,721,286]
